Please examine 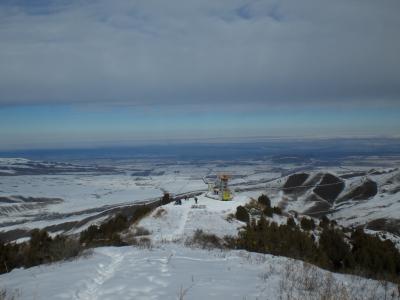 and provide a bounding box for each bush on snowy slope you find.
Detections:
[287,217,296,228]
[257,194,271,207]
[241,196,282,219]
[235,206,250,223]
[234,214,400,283]
[185,229,225,249]
[276,259,400,300]
[0,204,156,274]
[300,217,316,231]
[161,192,171,205]
[80,214,129,247]
[0,230,82,274]
[80,205,154,247]
[273,206,282,215]
[26,230,81,267]
[237,216,319,264]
